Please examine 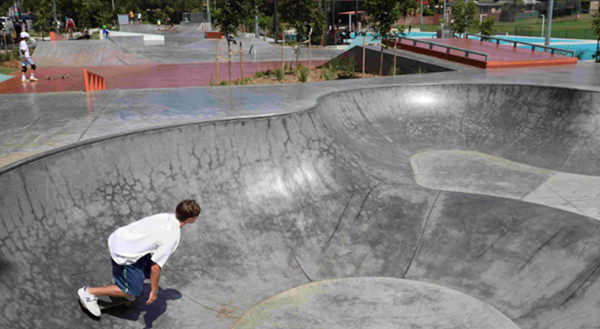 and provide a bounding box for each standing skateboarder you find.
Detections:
[19,32,37,82]
[78,200,201,317]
